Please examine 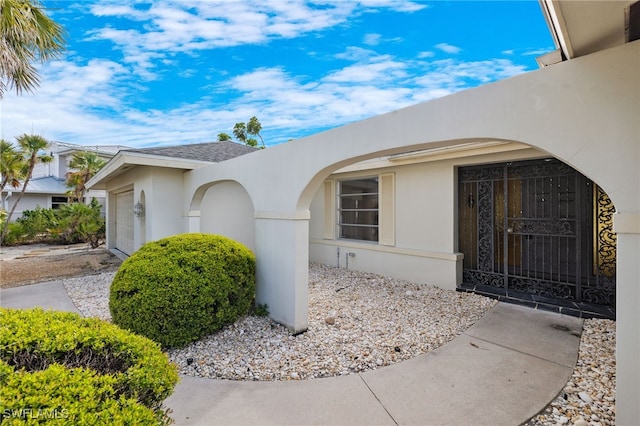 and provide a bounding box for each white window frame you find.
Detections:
[337,176,380,242]
[51,196,69,210]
